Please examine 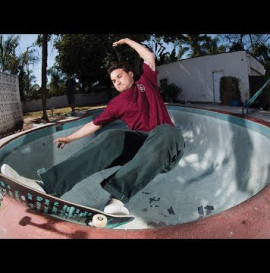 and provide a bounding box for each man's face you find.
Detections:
[110,68,134,93]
